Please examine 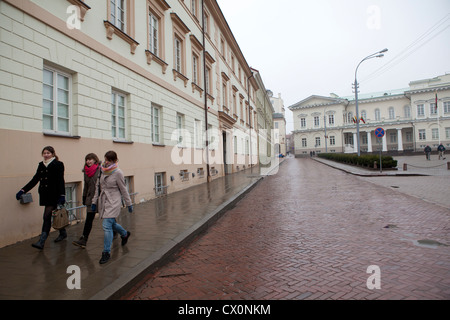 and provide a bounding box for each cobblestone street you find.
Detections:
[125,158,450,300]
